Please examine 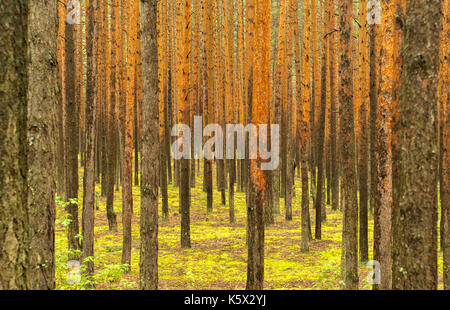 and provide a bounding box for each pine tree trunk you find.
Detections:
[82,0,98,278]
[392,0,442,290]
[65,0,80,261]
[339,0,358,290]
[300,0,312,253]
[246,0,269,290]
[122,0,138,270]
[140,0,160,289]
[0,0,30,290]
[357,0,369,263]
[106,0,119,232]
[27,0,59,289]
[179,0,192,249]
